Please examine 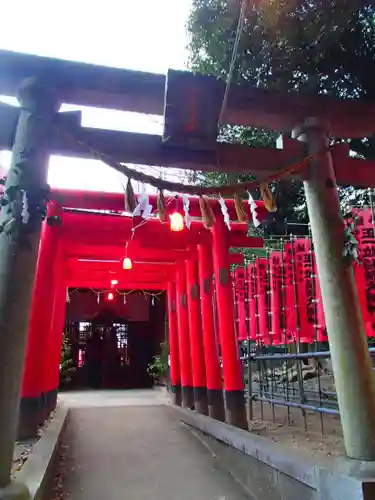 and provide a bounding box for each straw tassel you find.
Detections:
[260,183,277,212]
[157,190,168,223]
[199,196,216,229]
[234,192,248,222]
[125,178,136,213]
